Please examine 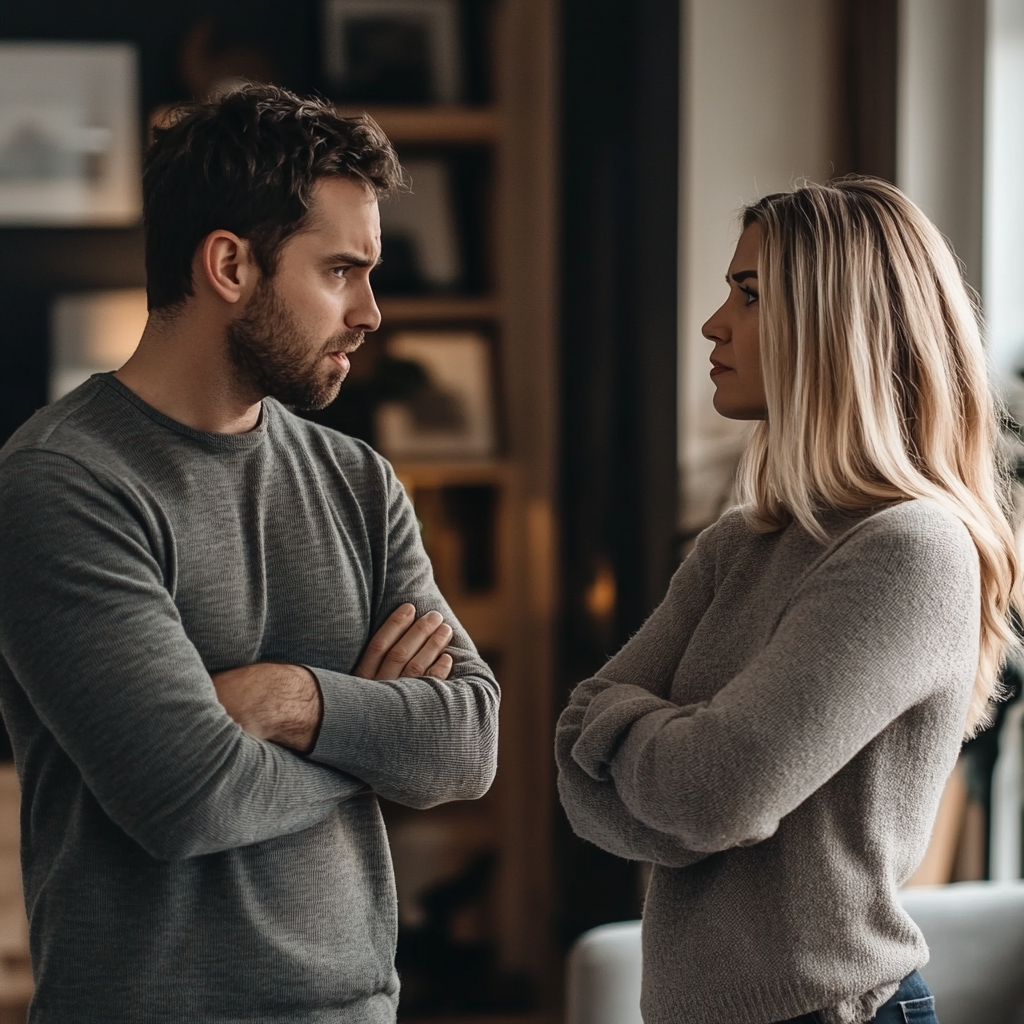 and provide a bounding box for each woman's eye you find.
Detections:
[740,287,758,306]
